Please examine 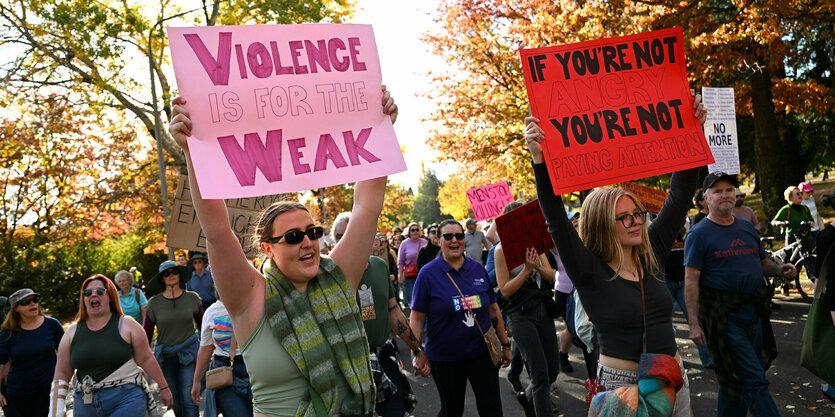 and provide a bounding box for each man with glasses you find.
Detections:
[684,172,796,416]
[331,212,422,417]
[464,218,491,265]
[732,189,761,234]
